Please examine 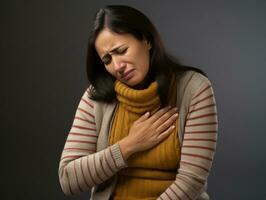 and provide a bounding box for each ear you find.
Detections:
[148,42,152,50]
[143,35,152,50]
[144,39,152,50]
